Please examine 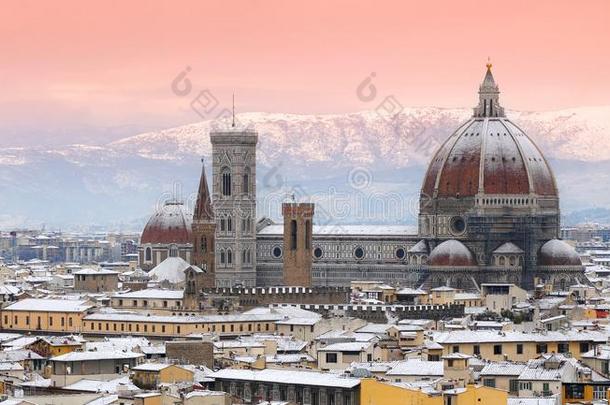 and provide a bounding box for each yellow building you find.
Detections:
[360,379,507,405]
[83,312,281,337]
[434,330,607,362]
[132,363,194,390]
[26,336,84,357]
[0,298,92,333]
